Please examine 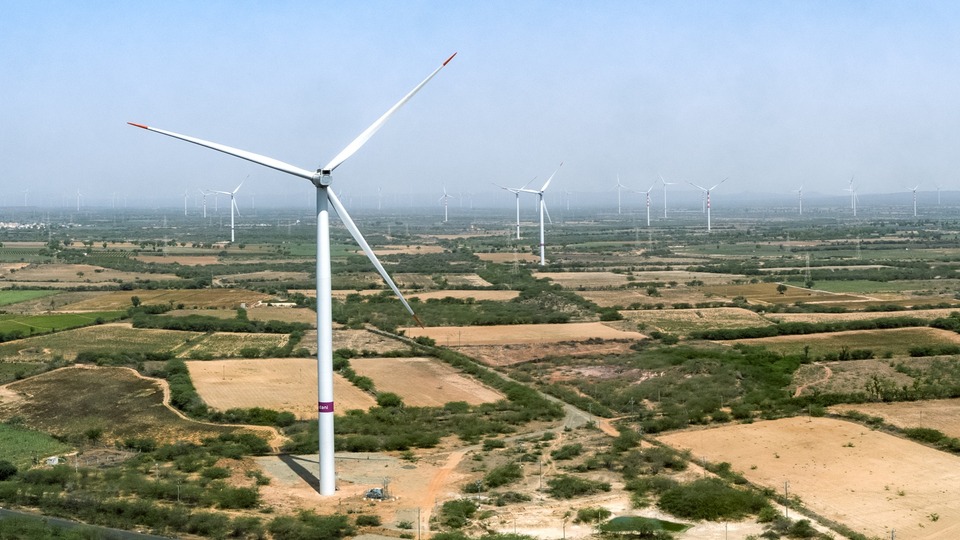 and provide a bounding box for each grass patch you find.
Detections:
[0,290,61,306]
[0,311,125,335]
[600,516,690,534]
[0,423,71,468]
